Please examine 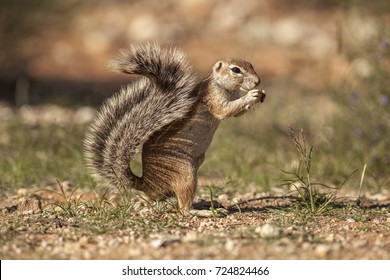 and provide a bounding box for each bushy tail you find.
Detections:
[84,43,197,188]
